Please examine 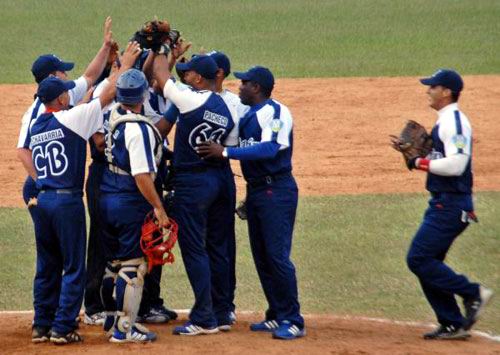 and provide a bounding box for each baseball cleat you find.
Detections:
[249,319,280,332]
[229,311,237,324]
[83,311,106,326]
[136,305,177,323]
[272,321,306,340]
[32,325,51,343]
[173,321,219,336]
[109,326,157,343]
[463,286,493,331]
[50,330,83,344]
[423,325,470,340]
